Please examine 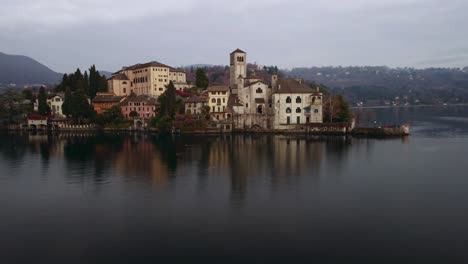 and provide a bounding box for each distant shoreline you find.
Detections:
[351,103,468,109]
